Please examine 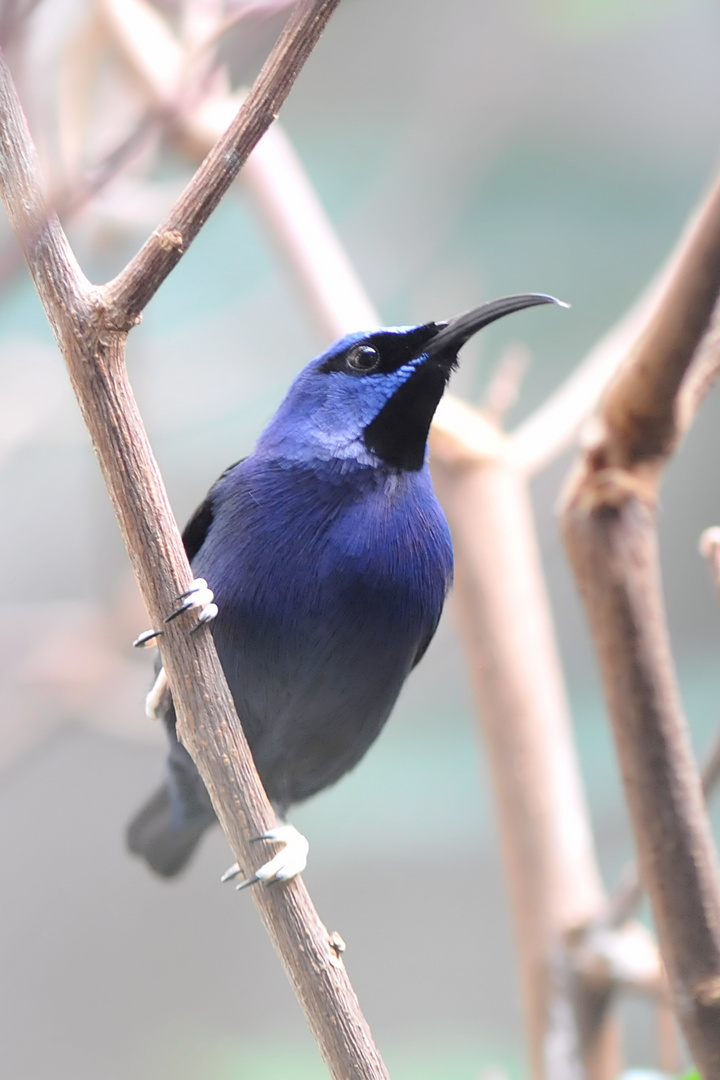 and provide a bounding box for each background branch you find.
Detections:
[101,0,380,336]
[510,177,720,475]
[604,715,720,932]
[431,439,618,1080]
[0,105,163,293]
[105,0,342,317]
[561,173,720,1075]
